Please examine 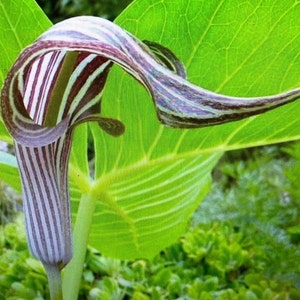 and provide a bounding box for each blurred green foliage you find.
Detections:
[0,216,48,299]
[36,0,134,22]
[1,143,300,299]
[194,145,300,288]
[0,181,21,225]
